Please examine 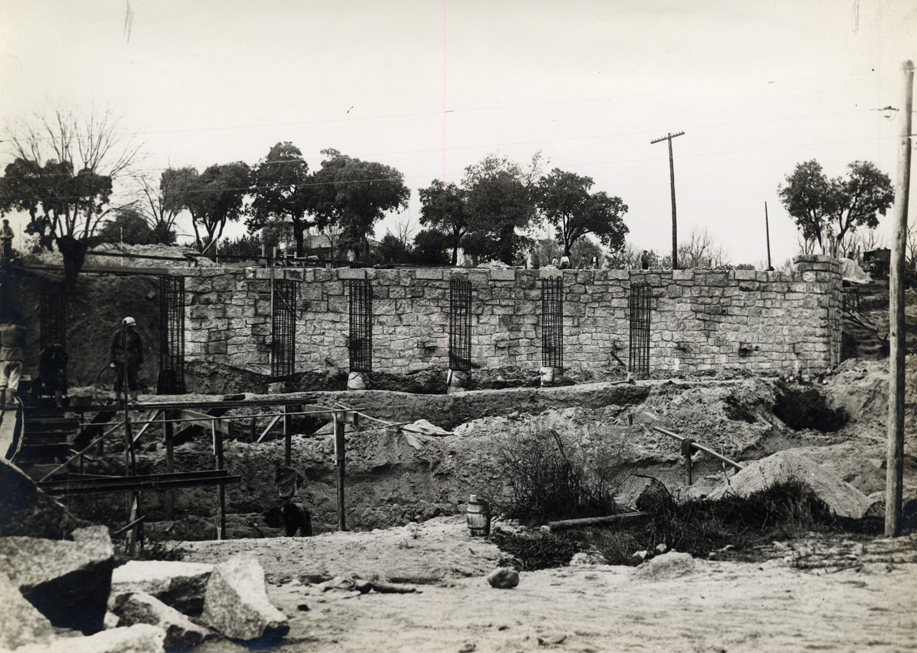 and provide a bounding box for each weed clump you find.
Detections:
[493,428,623,524]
